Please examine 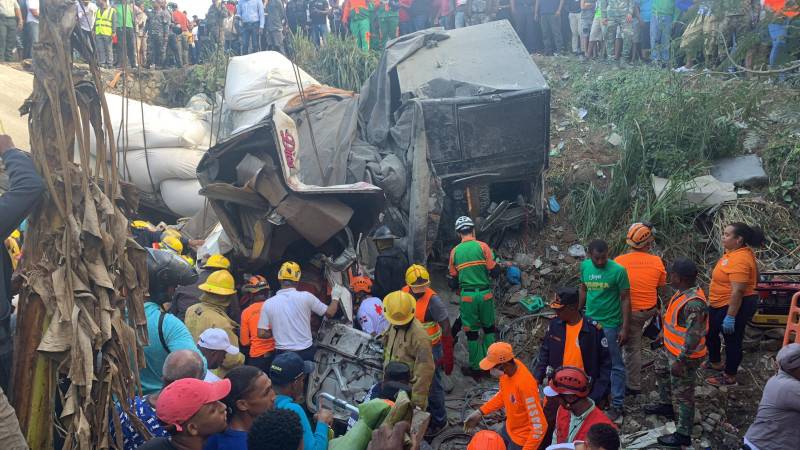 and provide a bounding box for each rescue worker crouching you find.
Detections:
[382,290,436,411]
[402,264,453,434]
[448,215,503,378]
[184,269,245,377]
[464,342,548,450]
[351,275,389,336]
